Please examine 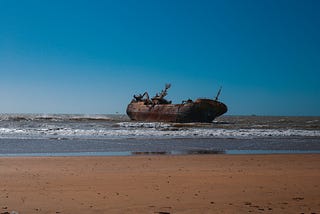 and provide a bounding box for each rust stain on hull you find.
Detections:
[126,84,228,123]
